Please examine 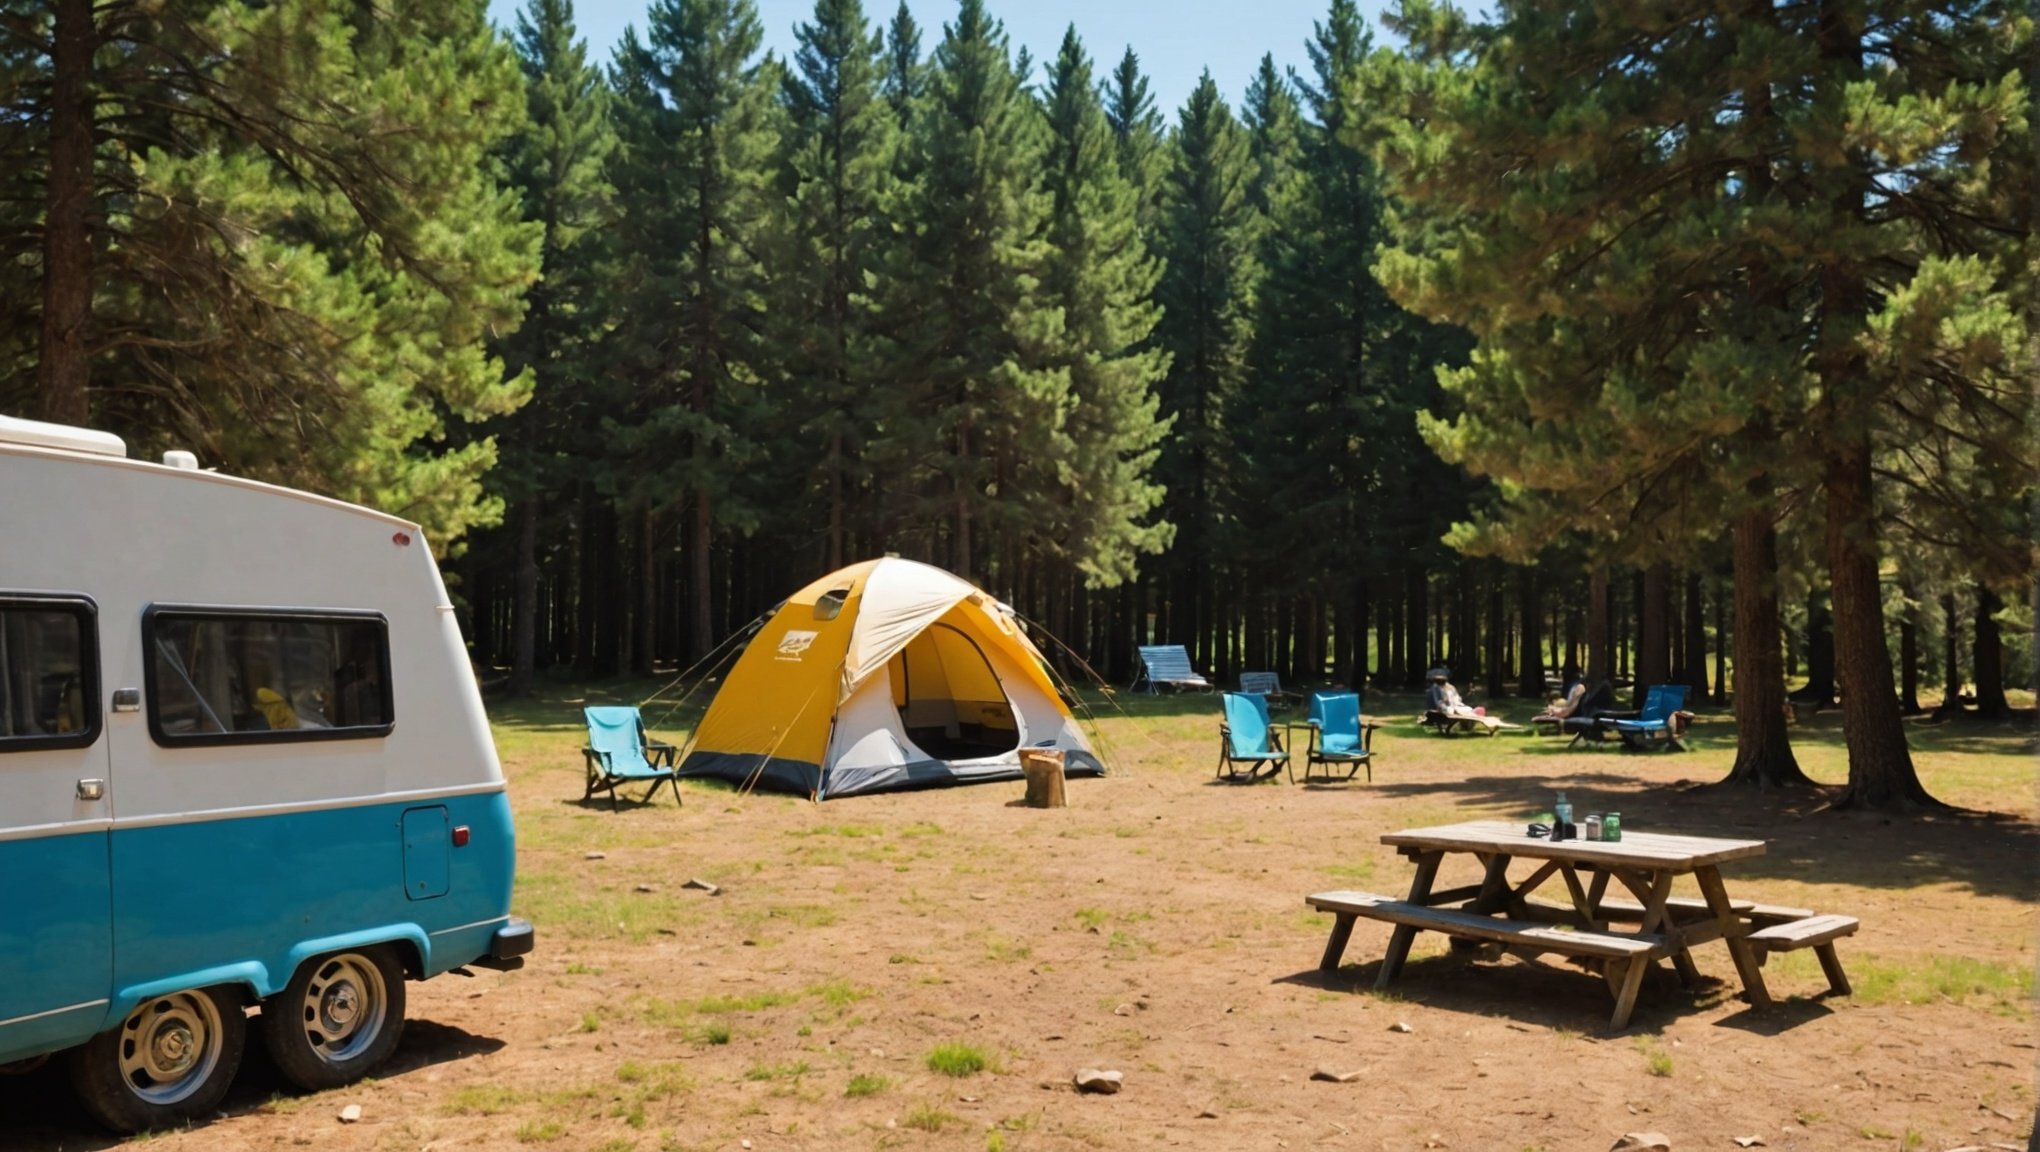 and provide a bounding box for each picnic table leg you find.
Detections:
[1319,912,1358,973]
[1608,956,1648,1031]
[1377,851,1442,990]
[1696,866,1772,1009]
[1814,943,1853,996]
